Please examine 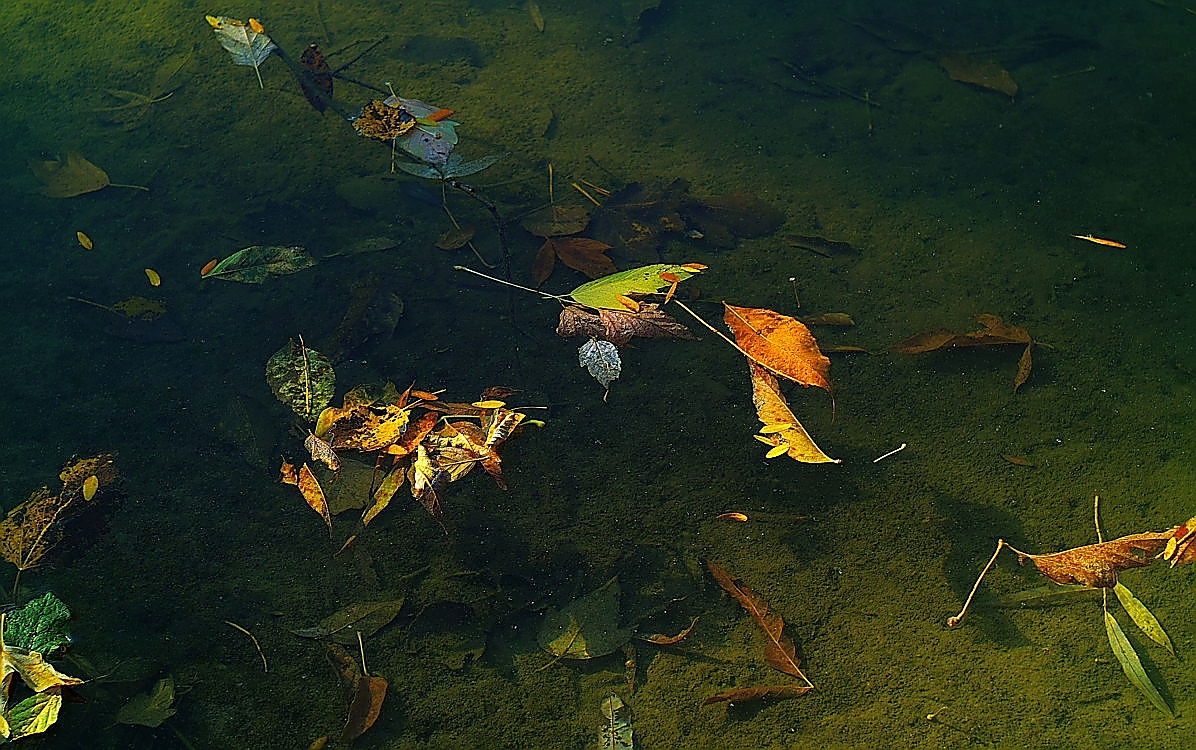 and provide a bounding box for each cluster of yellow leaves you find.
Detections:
[0,454,117,575]
[281,384,537,536]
